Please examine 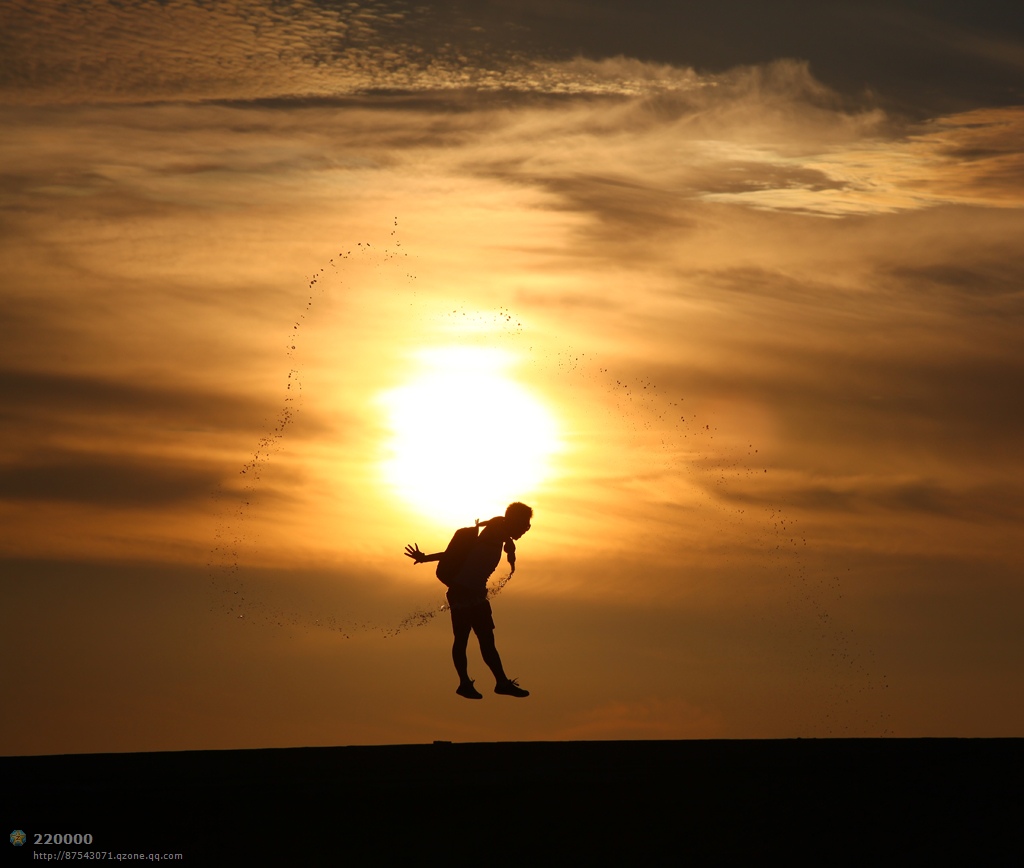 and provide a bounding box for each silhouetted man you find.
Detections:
[405,502,533,699]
